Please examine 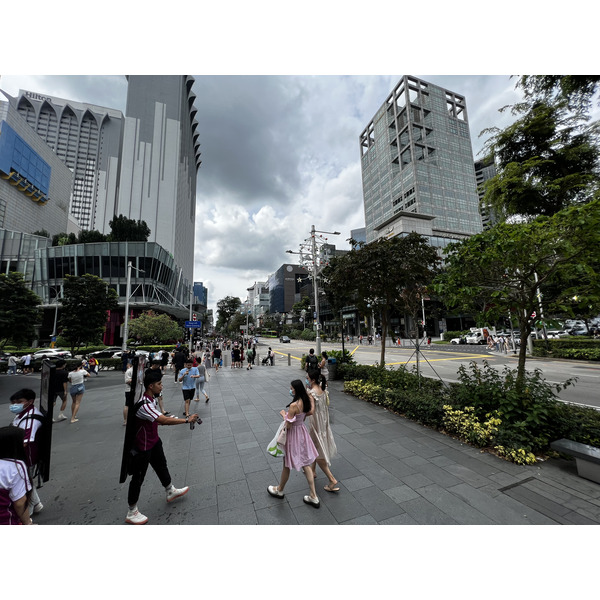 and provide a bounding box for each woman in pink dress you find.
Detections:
[267,380,320,508]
